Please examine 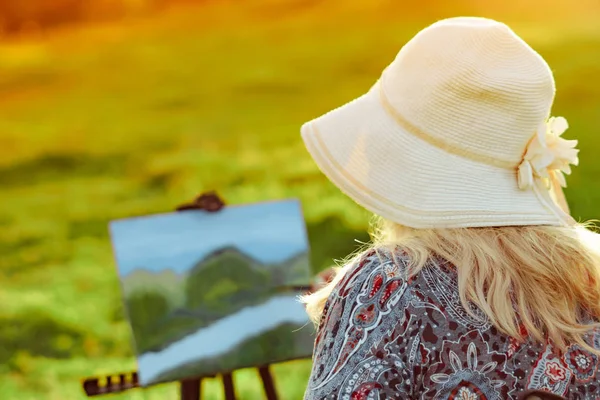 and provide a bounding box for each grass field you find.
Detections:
[1,0,600,399]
